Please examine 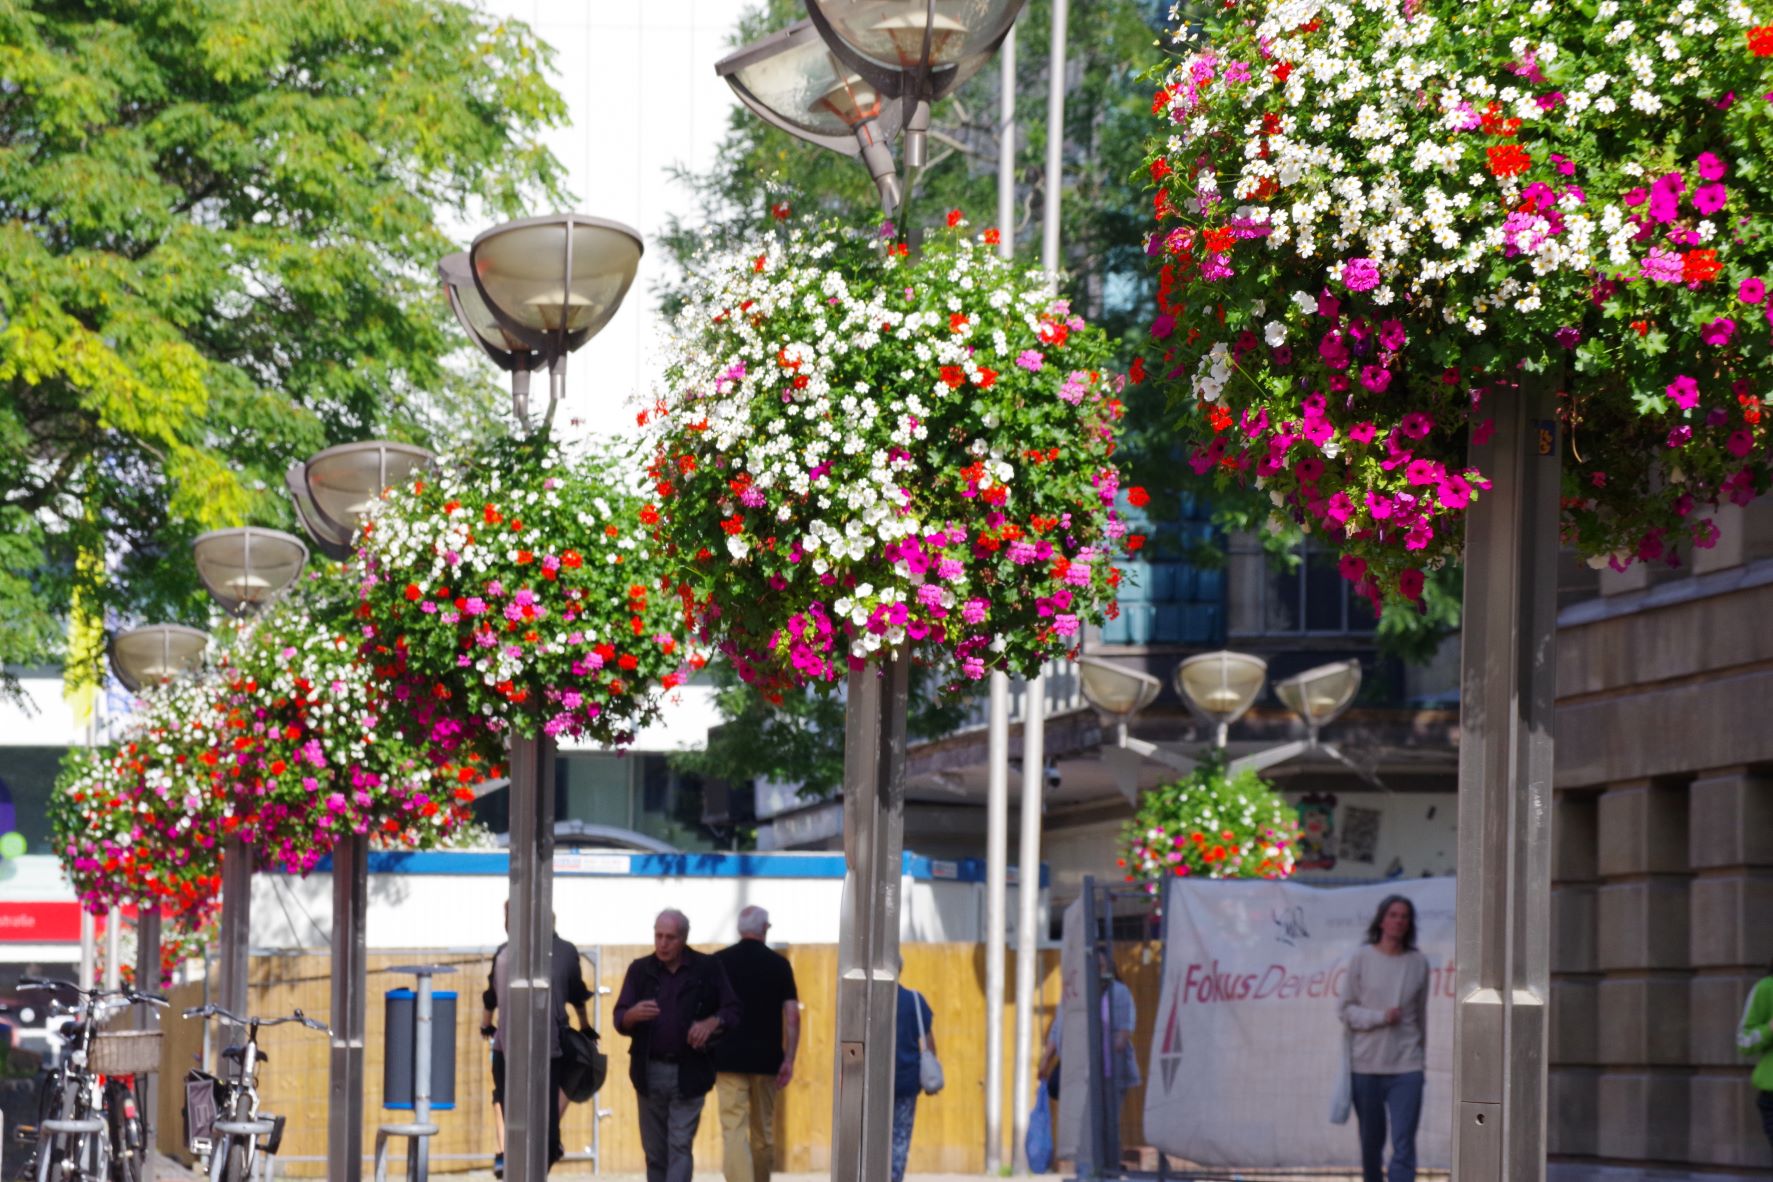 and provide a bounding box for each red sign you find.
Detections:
[0,902,84,943]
